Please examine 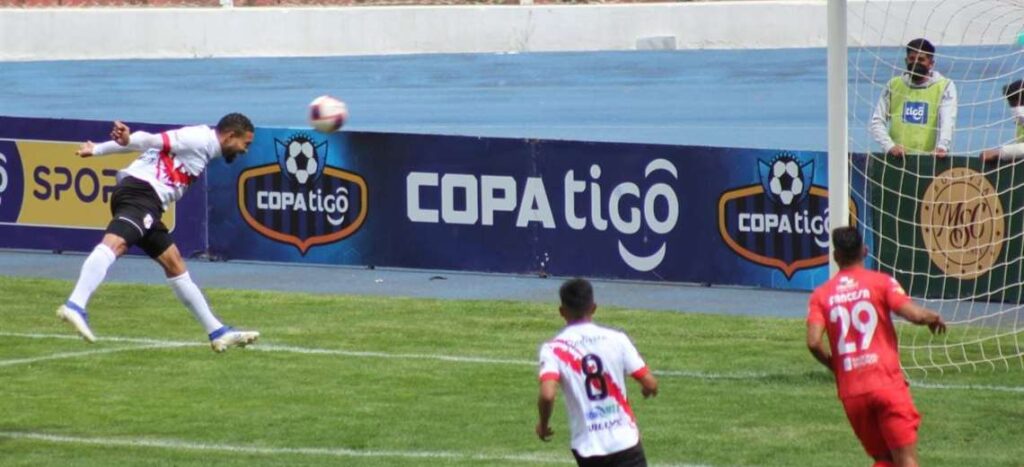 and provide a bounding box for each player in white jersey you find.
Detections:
[536,278,659,467]
[55,114,260,353]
